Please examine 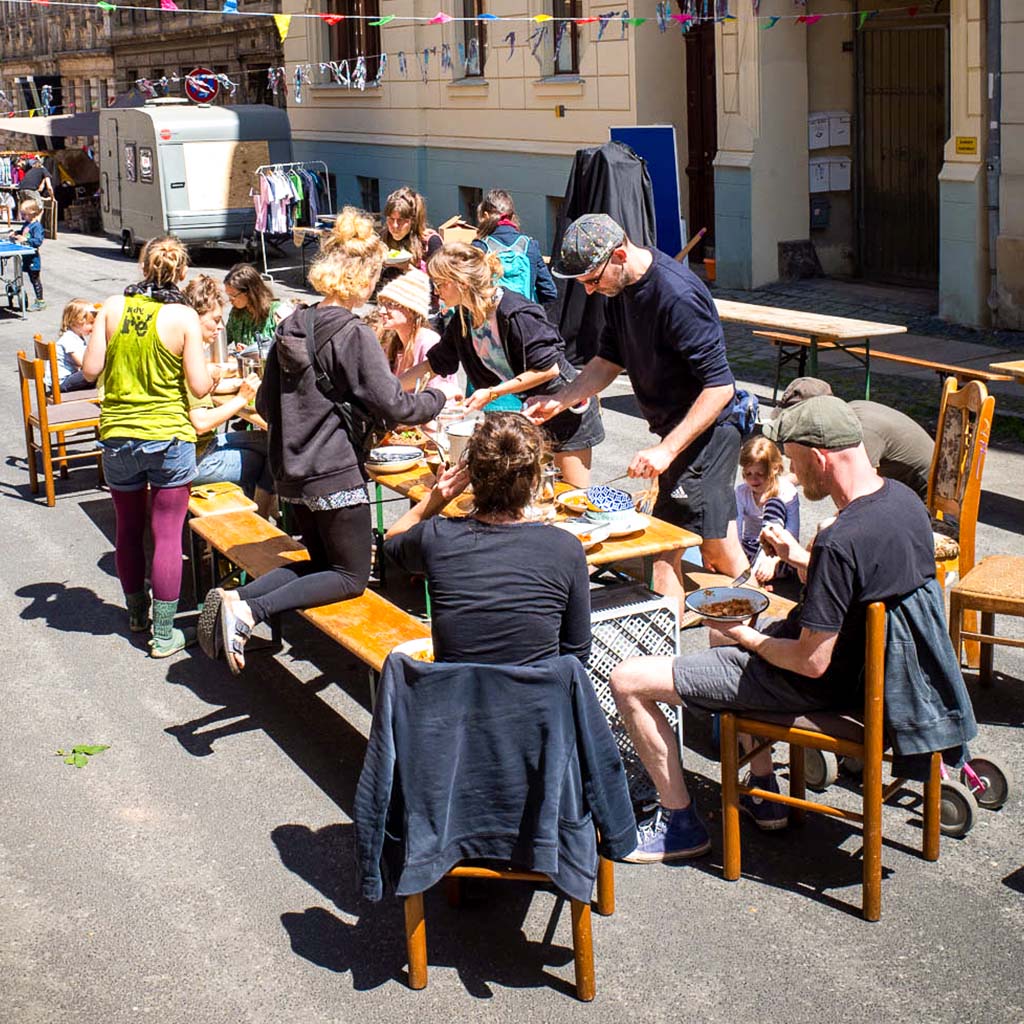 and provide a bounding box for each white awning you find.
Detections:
[0,111,99,137]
